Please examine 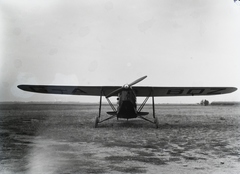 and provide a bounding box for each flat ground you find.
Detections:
[0,103,240,174]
